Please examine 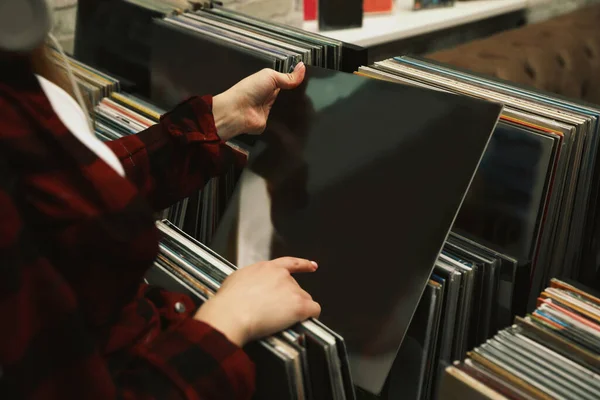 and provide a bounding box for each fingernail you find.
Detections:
[311,261,318,269]
[294,62,305,72]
